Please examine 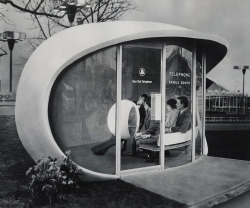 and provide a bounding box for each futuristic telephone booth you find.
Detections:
[15,22,228,181]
